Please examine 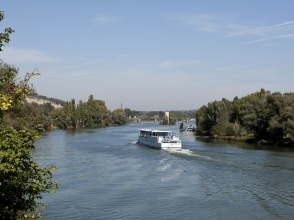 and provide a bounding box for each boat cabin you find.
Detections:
[137,129,181,149]
[139,129,172,138]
